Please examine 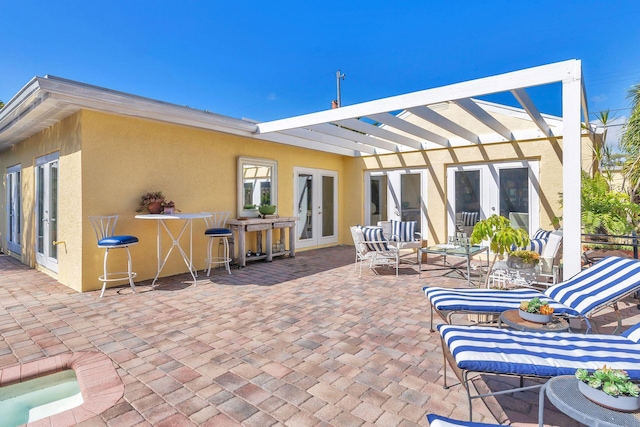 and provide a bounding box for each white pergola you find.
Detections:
[255,60,588,278]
